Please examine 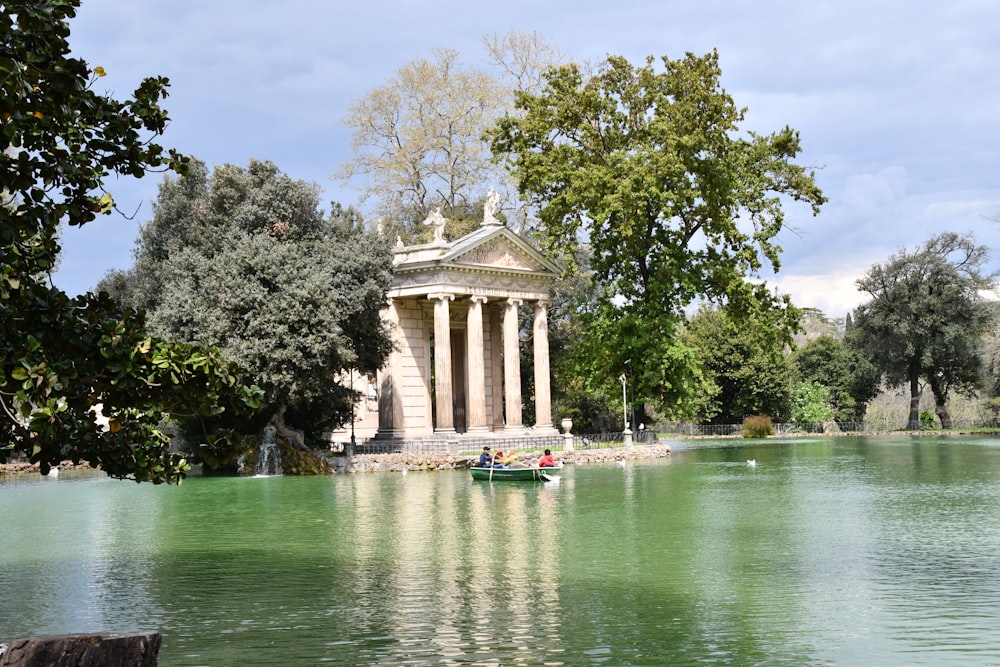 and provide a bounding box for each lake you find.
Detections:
[2,435,1000,666]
